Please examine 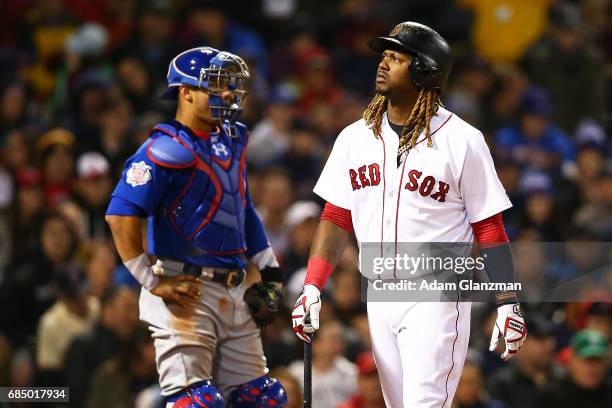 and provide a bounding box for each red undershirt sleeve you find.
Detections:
[319,202,353,233]
[471,212,509,248]
[471,212,518,304]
